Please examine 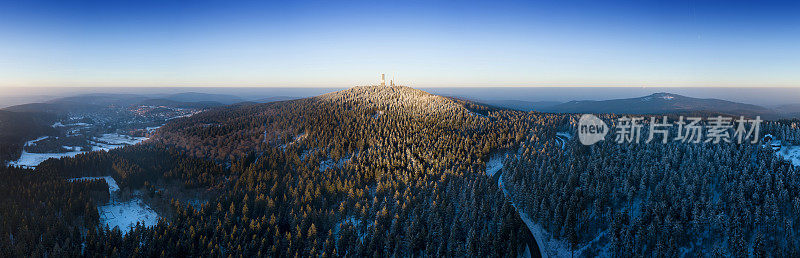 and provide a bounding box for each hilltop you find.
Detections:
[154,85,500,161]
[314,85,470,114]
